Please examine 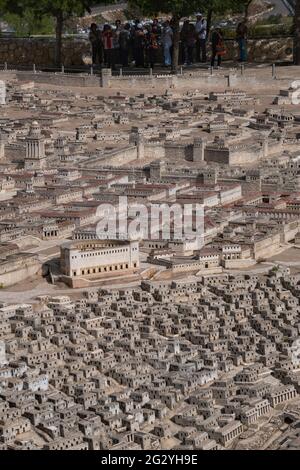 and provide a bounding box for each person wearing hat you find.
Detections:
[195,13,207,63]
